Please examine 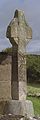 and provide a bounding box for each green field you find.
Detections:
[27,83,40,116]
